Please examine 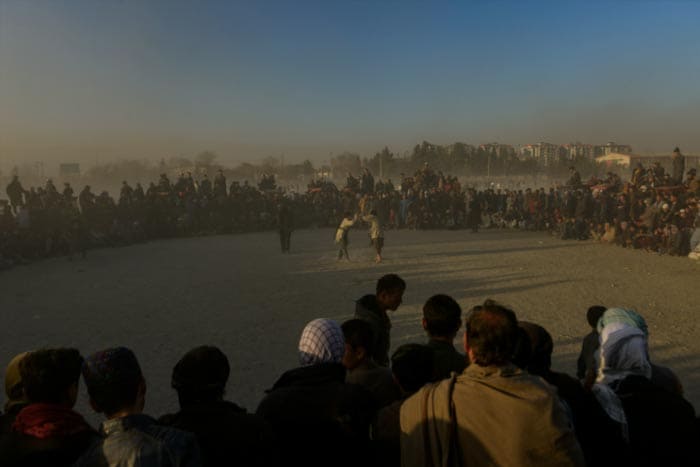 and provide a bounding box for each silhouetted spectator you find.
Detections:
[0,348,97,467]
[159,346,276,467]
